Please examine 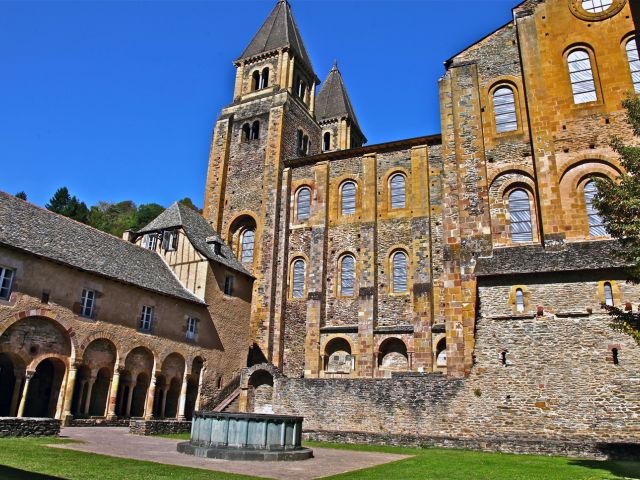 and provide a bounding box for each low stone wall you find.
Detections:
[0,417,61,437]
[129,419,192,436]
[304,430,640,460]
[69,418,130,428]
